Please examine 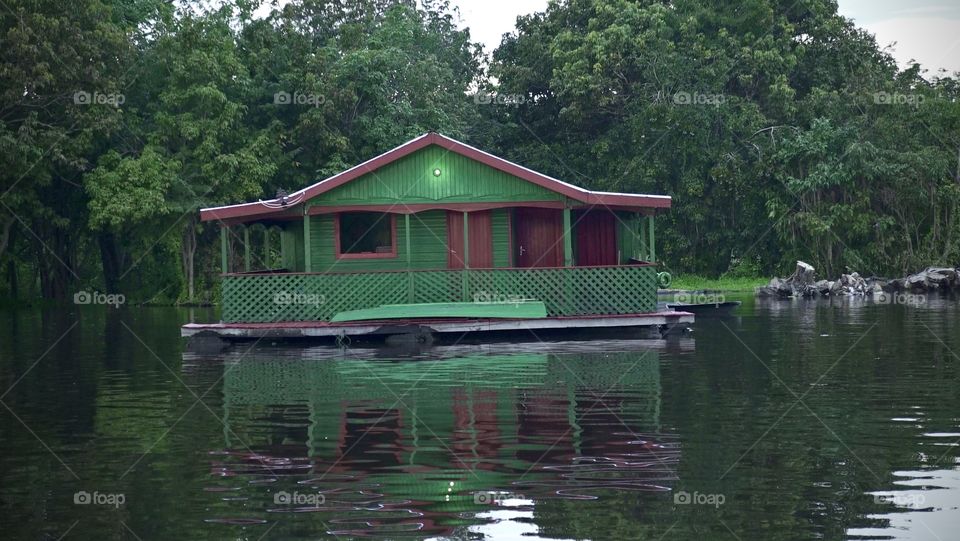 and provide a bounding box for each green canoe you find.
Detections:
[330,301,547,322]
